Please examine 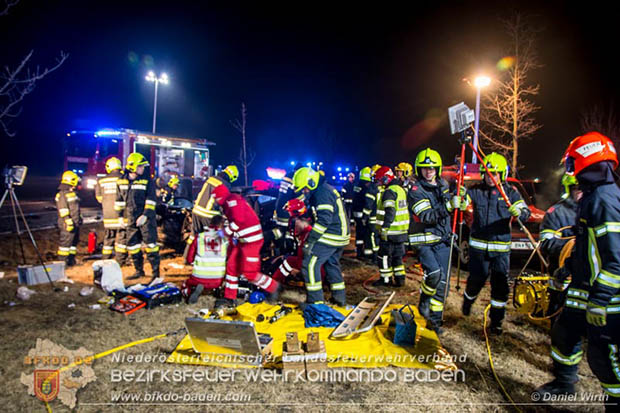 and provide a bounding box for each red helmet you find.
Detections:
[212,184,231,205]
[374,166,394,185]
[284,198,307,218]
[563,131,618,176]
